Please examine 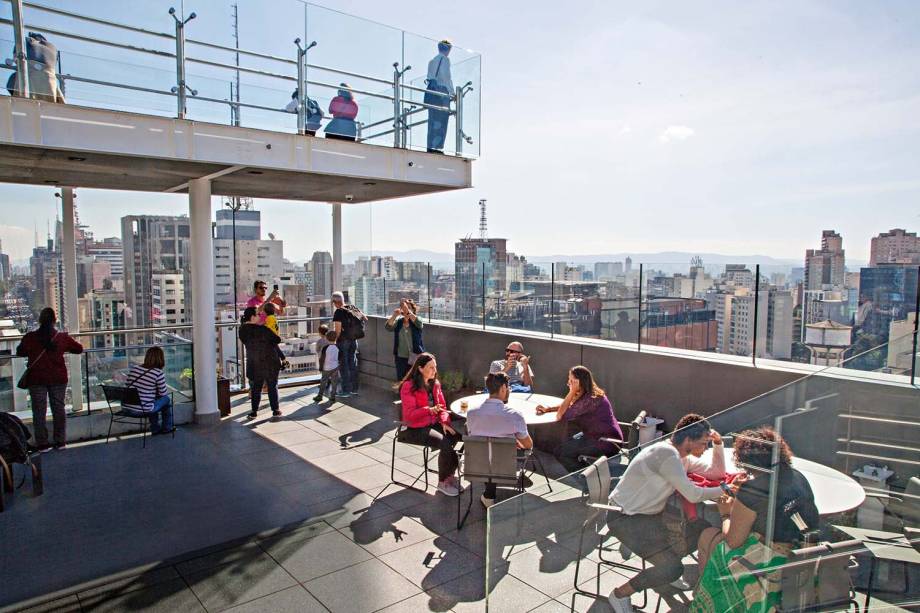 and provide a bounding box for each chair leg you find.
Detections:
[106,416,114,443]
[141,418,147,449]
[531,451,553,493]
[458,481,474,530]
[390,432,434,493]
[30,455,43,497]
